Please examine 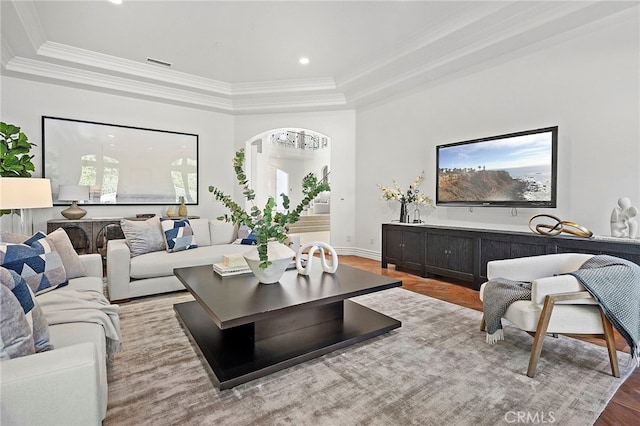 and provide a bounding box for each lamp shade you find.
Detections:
[0,178,53,209]
[58,185,90,202]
